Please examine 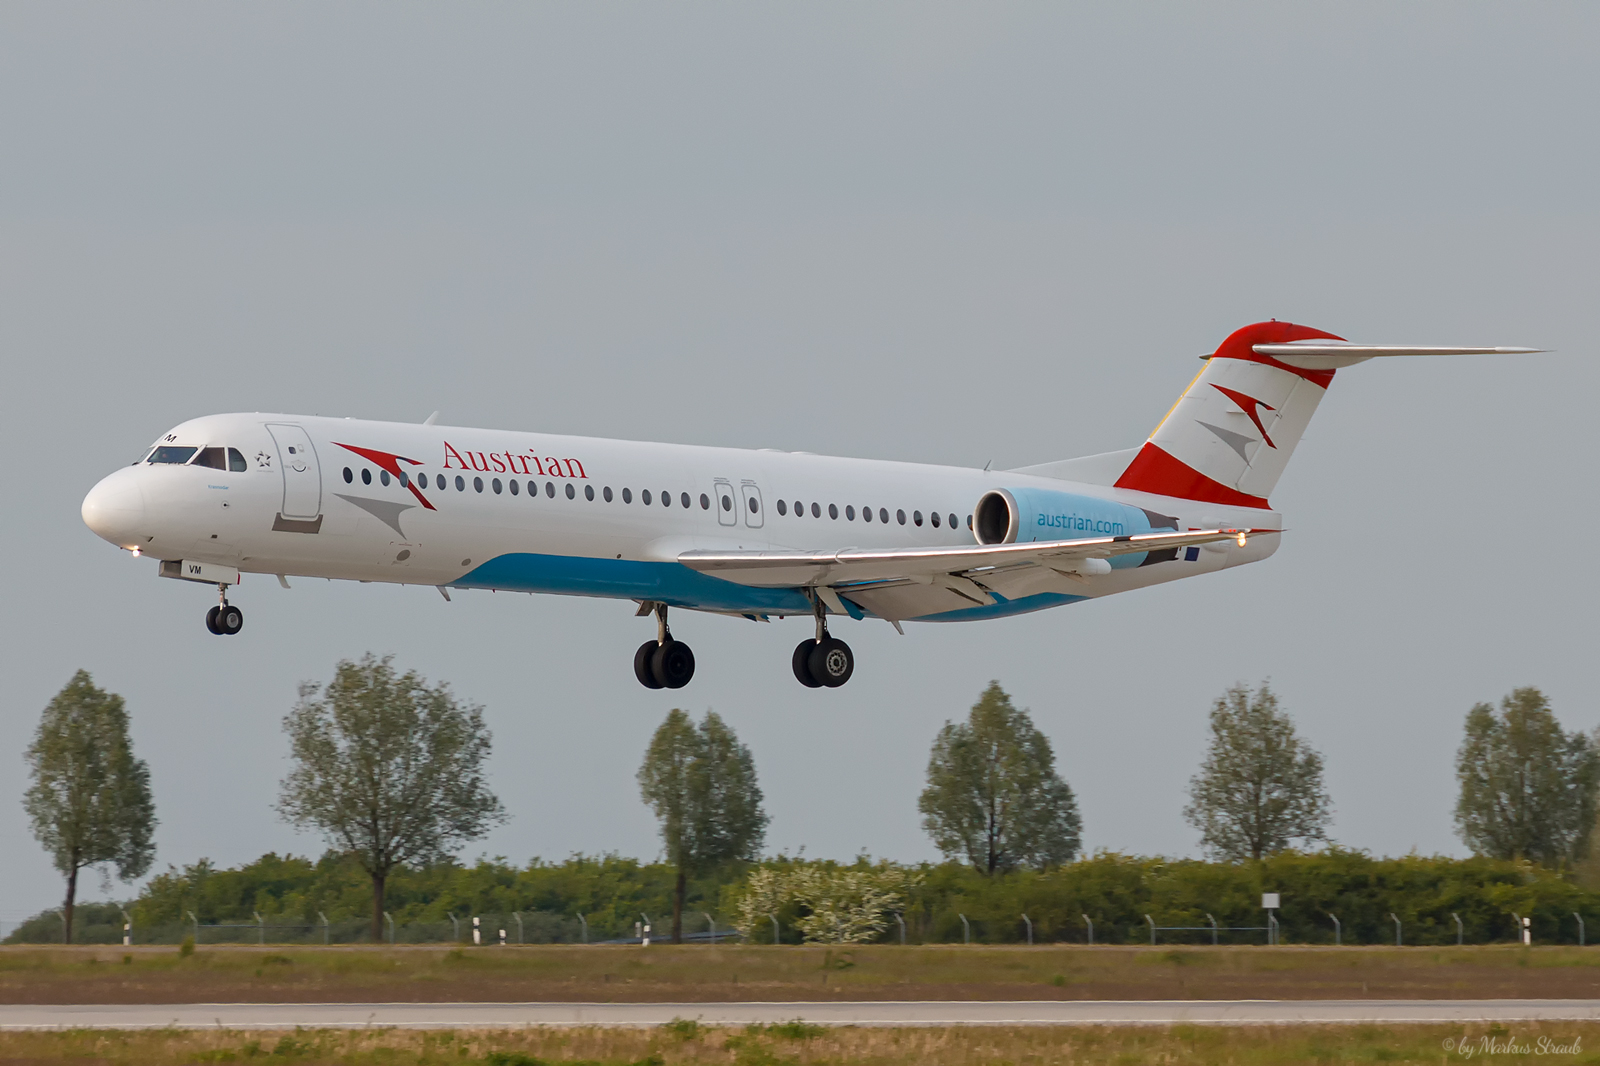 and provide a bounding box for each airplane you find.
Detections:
[81,320,1534,690]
